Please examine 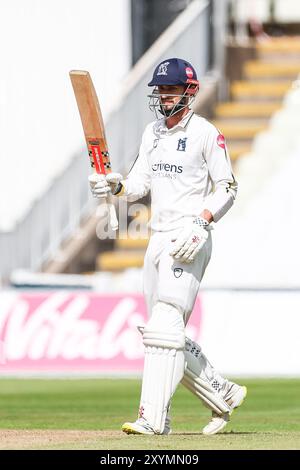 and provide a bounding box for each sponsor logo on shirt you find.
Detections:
[152,161,183,173]
[217,134,226,149]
